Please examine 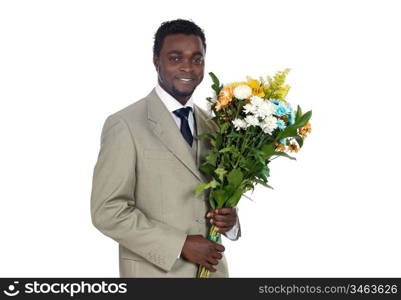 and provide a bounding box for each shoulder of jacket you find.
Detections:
[104,91,152,125]
[100,93,150,139]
